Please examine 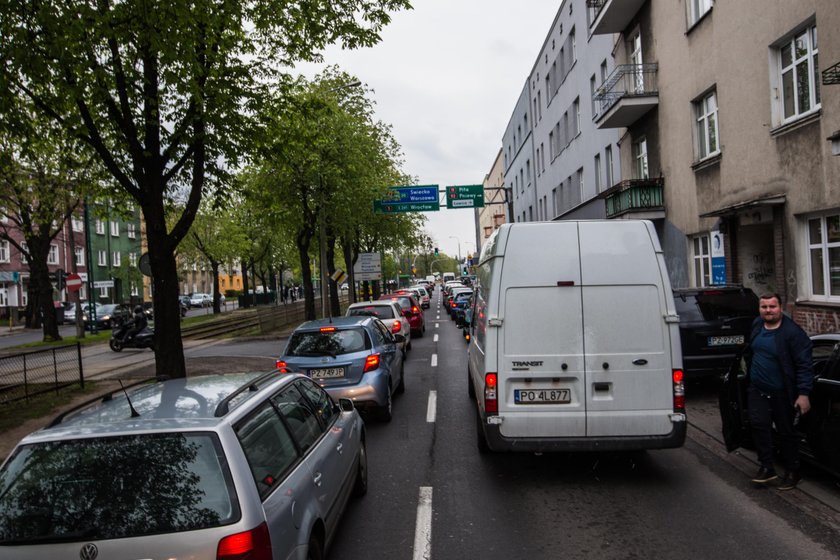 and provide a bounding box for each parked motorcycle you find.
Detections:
[109,322,155,352]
